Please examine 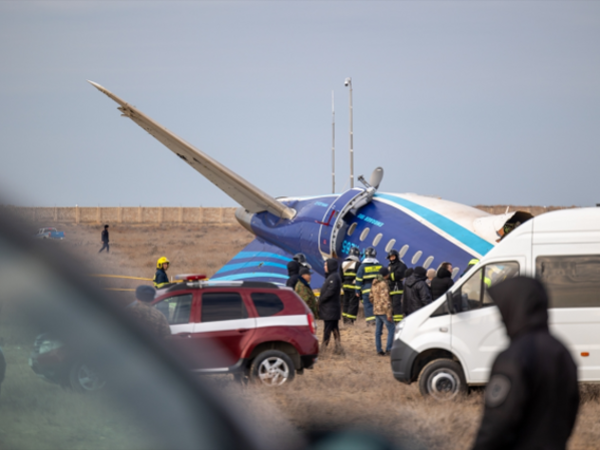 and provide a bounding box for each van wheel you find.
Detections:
[250,350,295,386]
[69,362,106,393]
[418,359,467,401]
